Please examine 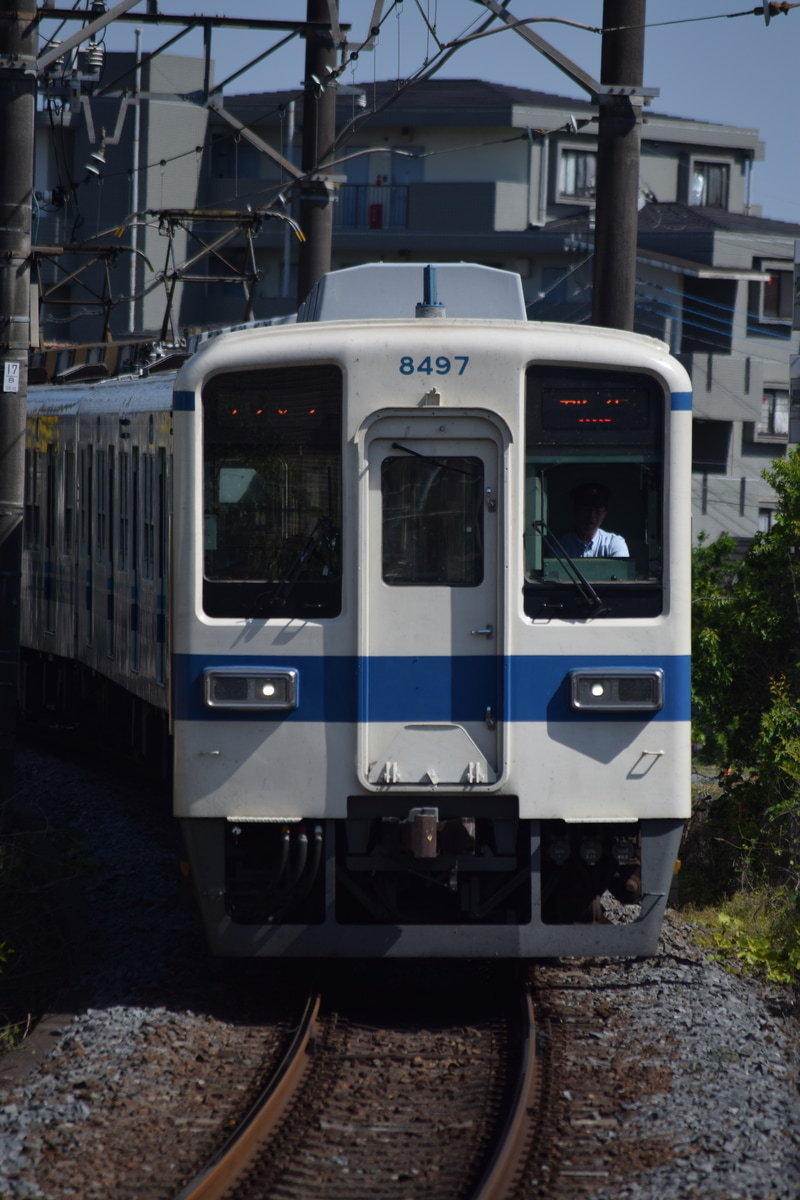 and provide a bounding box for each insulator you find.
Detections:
[87,42,105,72]
[45,42,64,72]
